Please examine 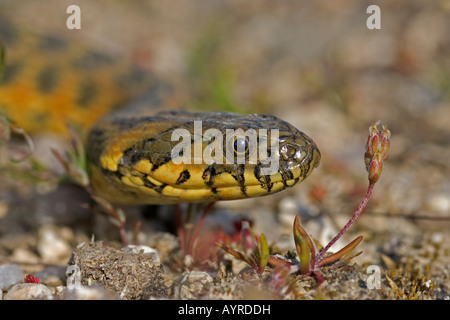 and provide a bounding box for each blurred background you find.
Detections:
[0,0,449,297]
